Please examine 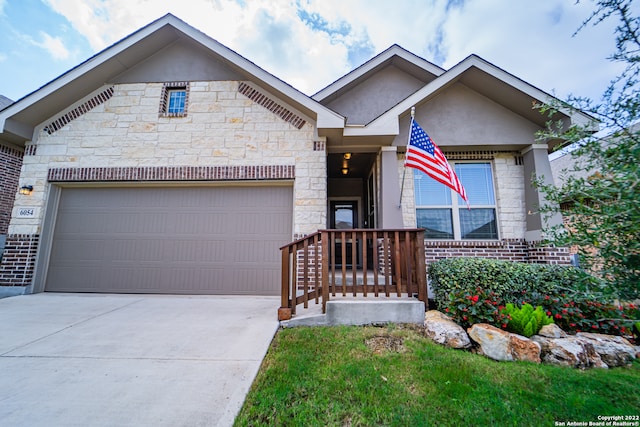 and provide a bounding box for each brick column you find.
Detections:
[0,144,23,235]
[0,234,39,286]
